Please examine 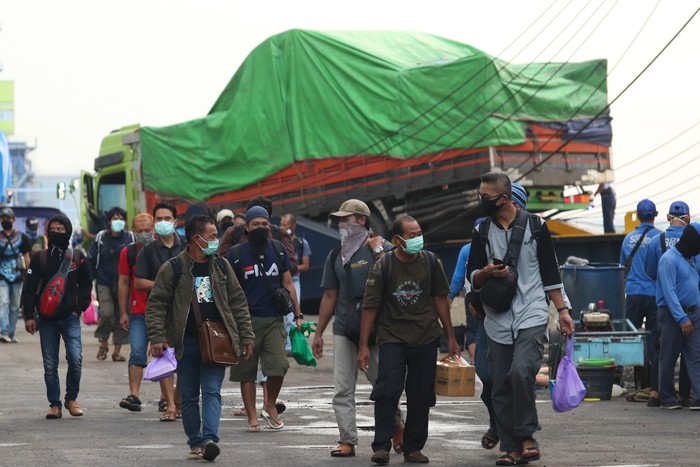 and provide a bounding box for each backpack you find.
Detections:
[93,229,136,270]
[476,210,535,313]
[37,248,81,318]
